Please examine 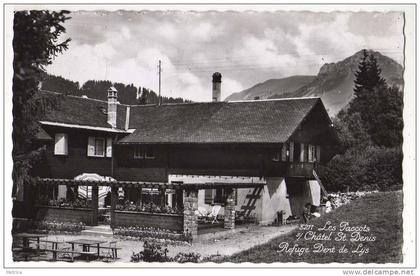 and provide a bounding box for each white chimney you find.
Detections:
[107,86,118,128]
[212,72,222,102]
